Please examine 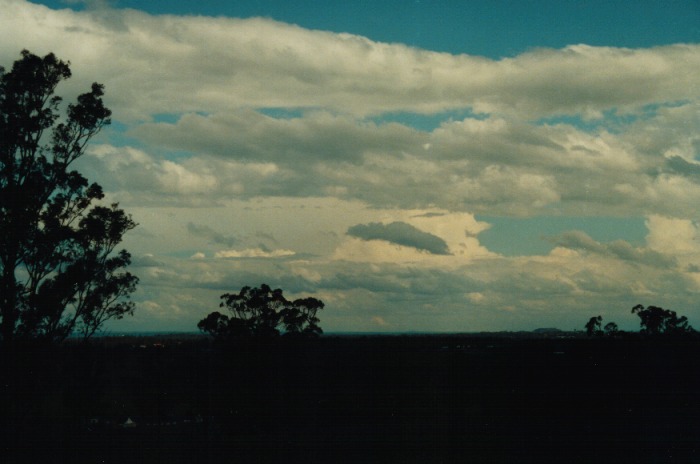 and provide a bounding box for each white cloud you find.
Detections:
[214,248,295,259]
[2,2,698,120]
[646,215,700,256]
[4,2,698,219]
